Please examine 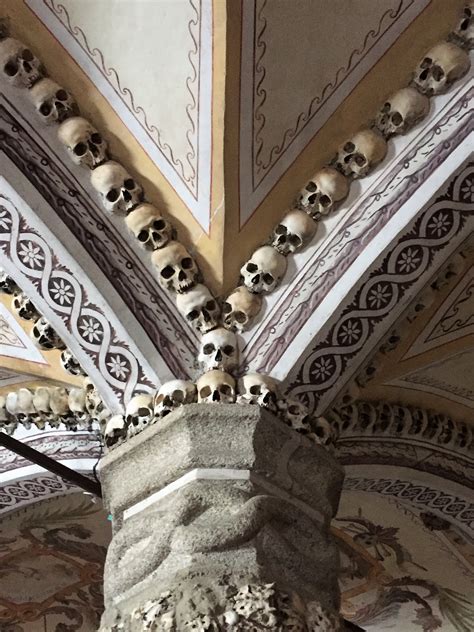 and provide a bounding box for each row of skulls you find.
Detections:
[0,6,471,450]
[0,381,107,435]
[104,373,336,451]
[0,269,86,377]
